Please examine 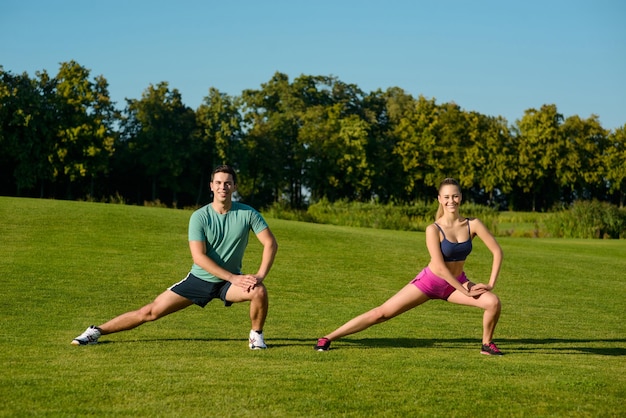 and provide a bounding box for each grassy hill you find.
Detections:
[0,197,624,417]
